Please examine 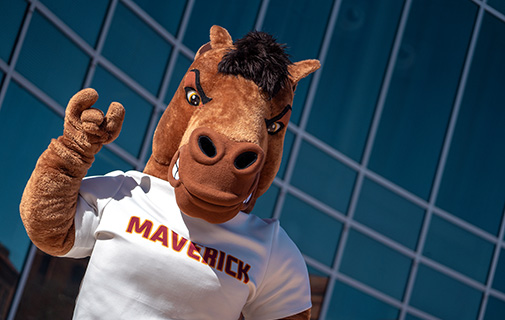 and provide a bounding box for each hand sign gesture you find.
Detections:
[20,88,125,255]
[63,88,125,155]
